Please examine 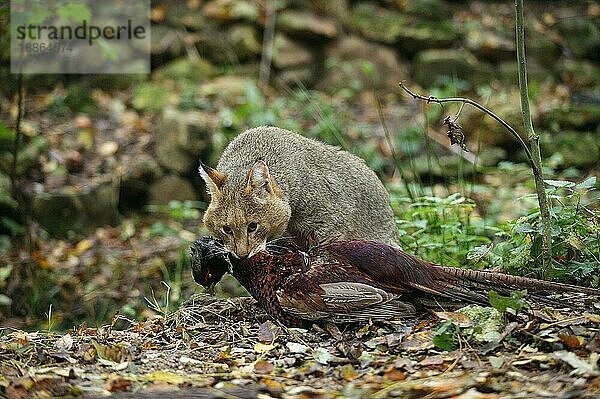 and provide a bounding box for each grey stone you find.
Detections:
[465,30,515,61]
[155,107,214,174]
[556,59,600,89]
[349,3,406,44]
[197,76,256,106]
[277,10,338,40]
[321,36,409,91]
[202,0,259,23]
[412,49,494,88]
[148,175,198,205]
[33,181,116,236]
[541,131,600,169]
[227,24,262,61]
[272,33,314,69]
[153,58,217,83]
[557,18,600,59]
